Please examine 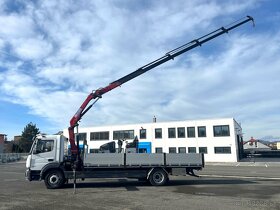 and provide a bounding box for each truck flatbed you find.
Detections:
[83,153,204,168]
[63,153,204,183]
